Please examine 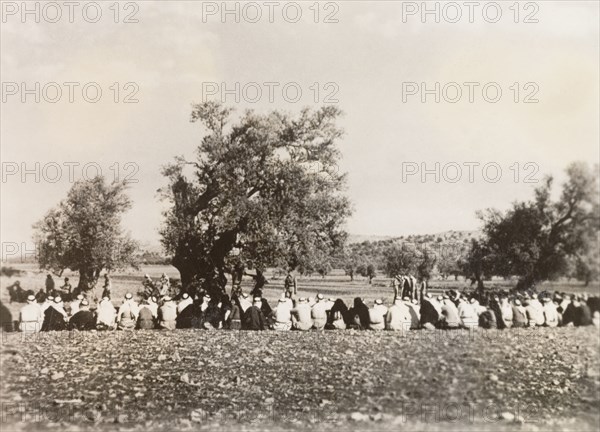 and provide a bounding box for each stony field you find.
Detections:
[1,326,599,431]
